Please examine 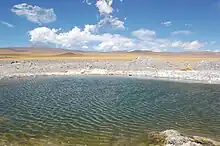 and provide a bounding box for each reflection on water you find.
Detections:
[0,76,220,145]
